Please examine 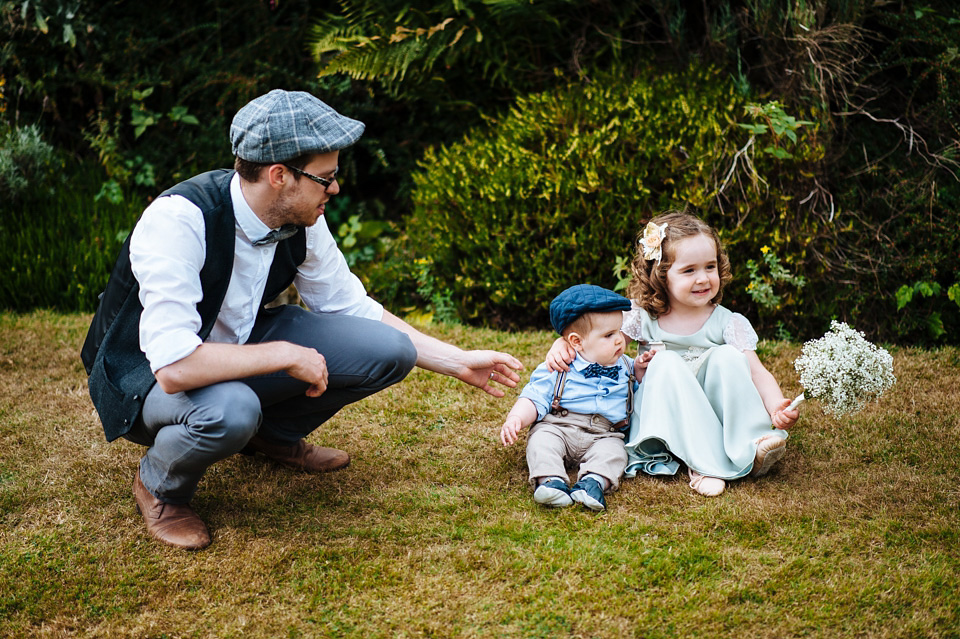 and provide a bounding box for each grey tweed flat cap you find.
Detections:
[230,89,365,163]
